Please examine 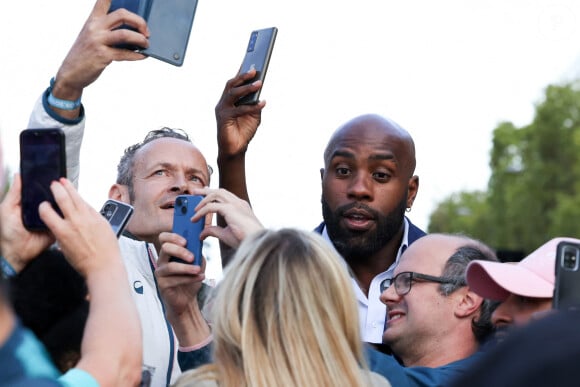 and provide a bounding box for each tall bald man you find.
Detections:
[214,77,427,343]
